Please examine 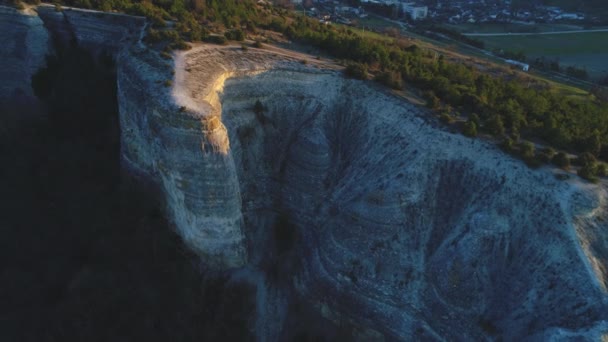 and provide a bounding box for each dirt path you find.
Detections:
[249,41,342,70]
